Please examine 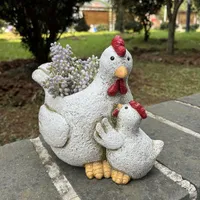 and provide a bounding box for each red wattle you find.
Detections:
[107,81,119,96]
[119,79,128,94]
[107,79,128,96]
[112,108,119,117]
